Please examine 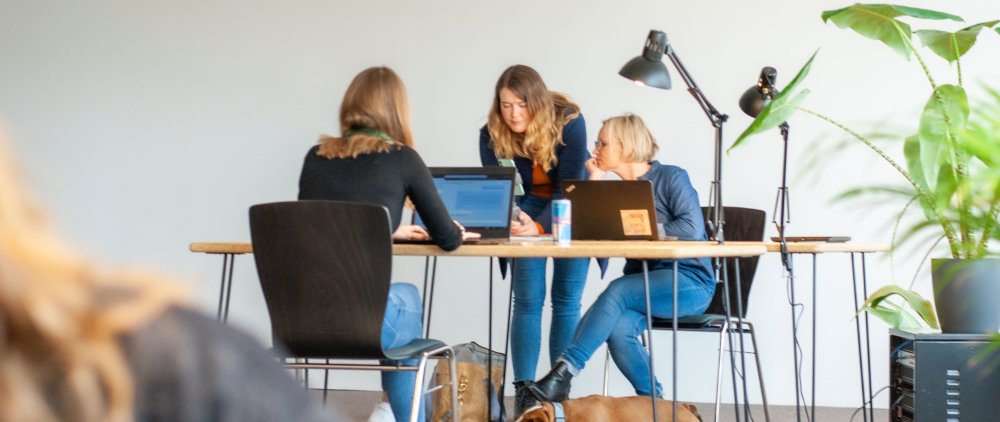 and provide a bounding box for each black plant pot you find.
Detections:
[931,258,1000,334]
